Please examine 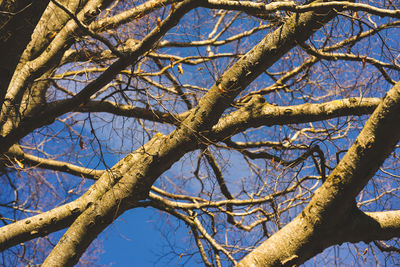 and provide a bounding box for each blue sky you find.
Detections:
[99,208,204,267]
[2,3,400,266]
